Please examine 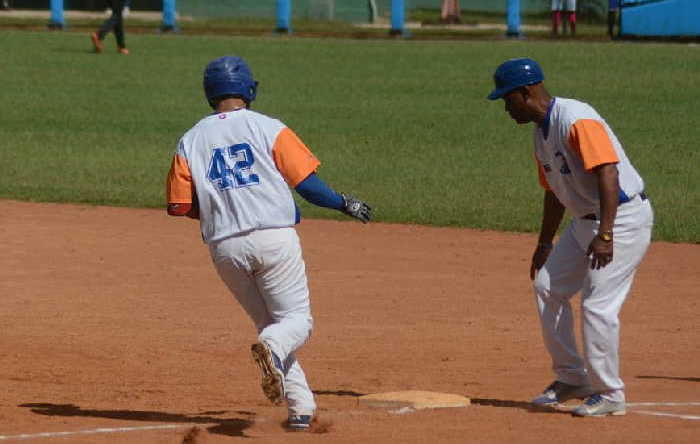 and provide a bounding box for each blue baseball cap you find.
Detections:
[487,58,544,100]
